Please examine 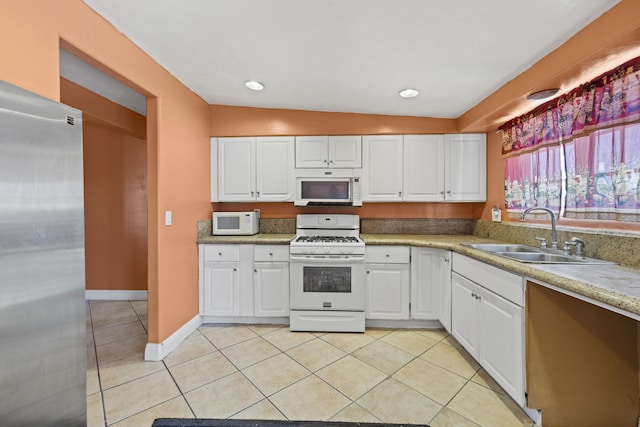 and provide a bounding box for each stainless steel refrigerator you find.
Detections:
[0,80,86,426]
